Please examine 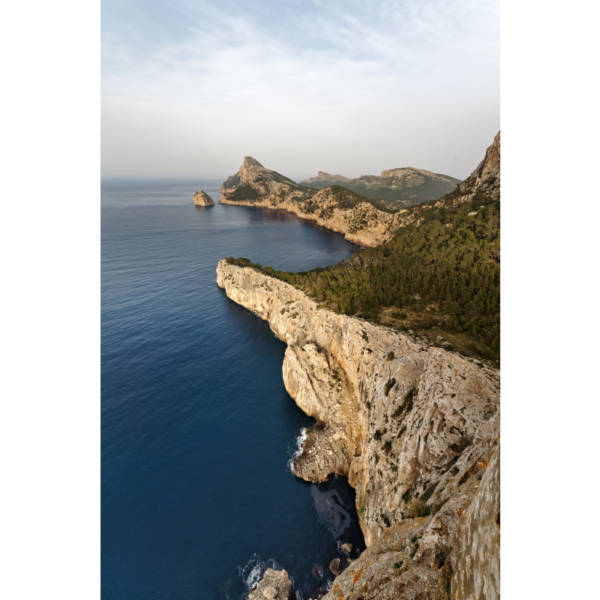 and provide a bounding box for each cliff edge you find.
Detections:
[216,260,499,599]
